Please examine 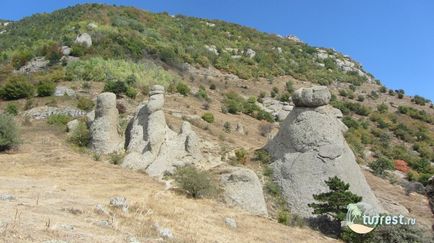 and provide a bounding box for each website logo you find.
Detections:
[345,202,416,234]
